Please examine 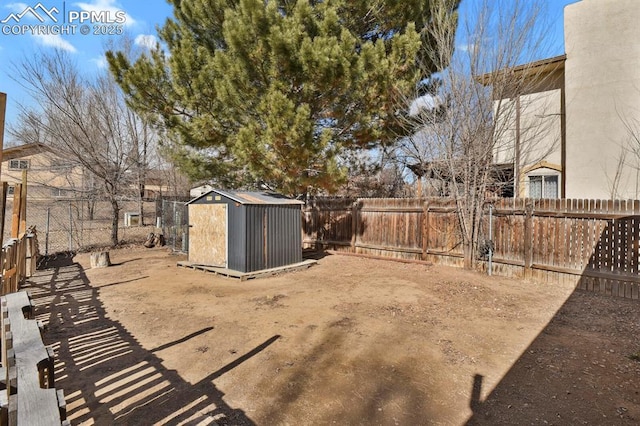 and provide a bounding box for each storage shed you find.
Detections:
[187,189,304,273]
